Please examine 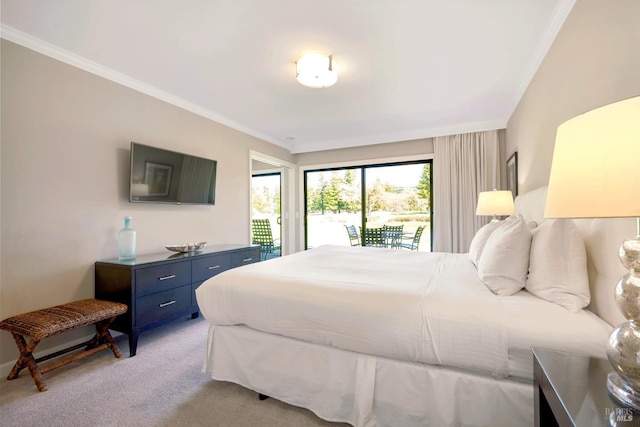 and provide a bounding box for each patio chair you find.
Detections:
[252,219,281,260]
[399,225,425,251]
[360,226,385,247]
[382,224,404,248]
[345,225,361,246]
